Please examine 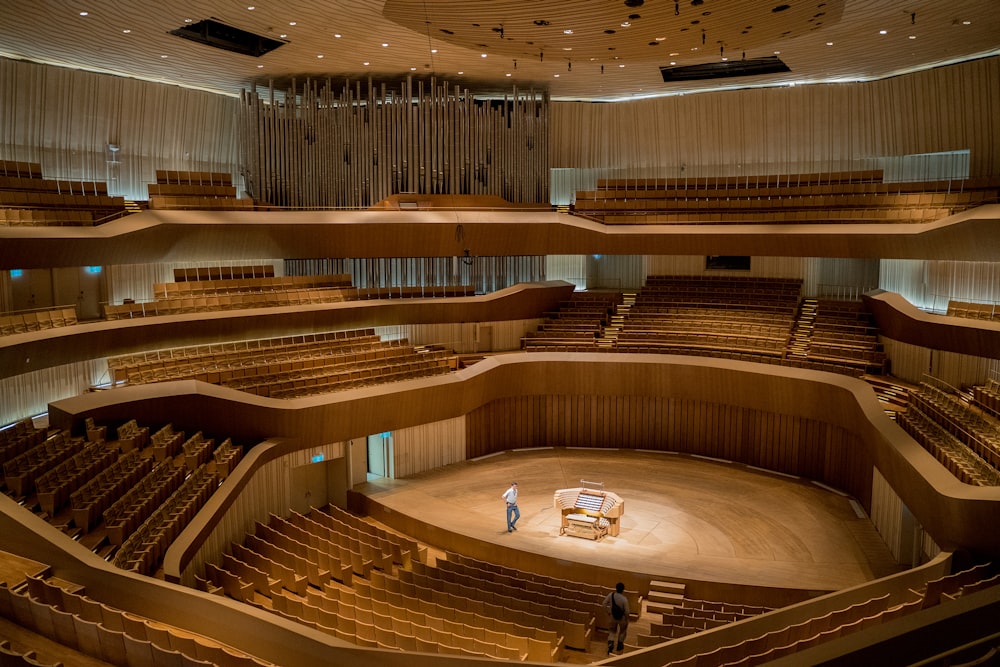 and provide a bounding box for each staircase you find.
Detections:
[787,298,817,358]
[597,292,635,349]
[645,580,686,616]
[123,199,144,215]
